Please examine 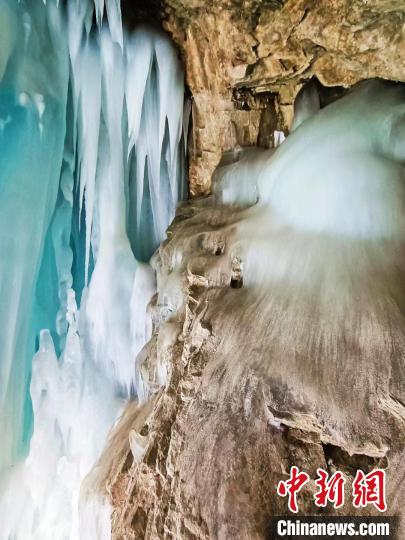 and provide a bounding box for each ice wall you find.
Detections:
[0,0,69,474]
[0,0,187,538]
